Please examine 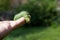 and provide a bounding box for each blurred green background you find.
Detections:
[0,0,59,40]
